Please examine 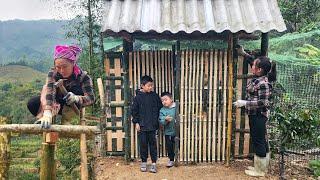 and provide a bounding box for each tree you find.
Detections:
[279,0,320,32]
